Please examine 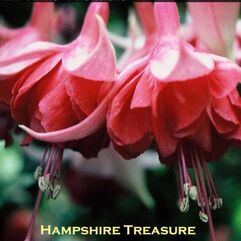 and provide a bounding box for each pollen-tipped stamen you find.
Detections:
[177,144,192,213]
[193,146,217,241]
[200,155,222,210]
[26,144,64,241]
[176,142,219,241]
